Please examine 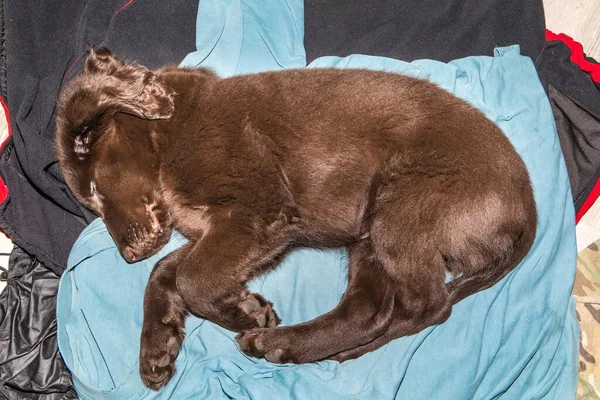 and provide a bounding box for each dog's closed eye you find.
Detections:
[74,133,92,159]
